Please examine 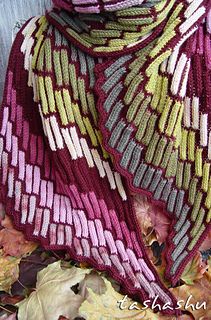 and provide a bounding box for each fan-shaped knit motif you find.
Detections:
[0,0,210,316]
